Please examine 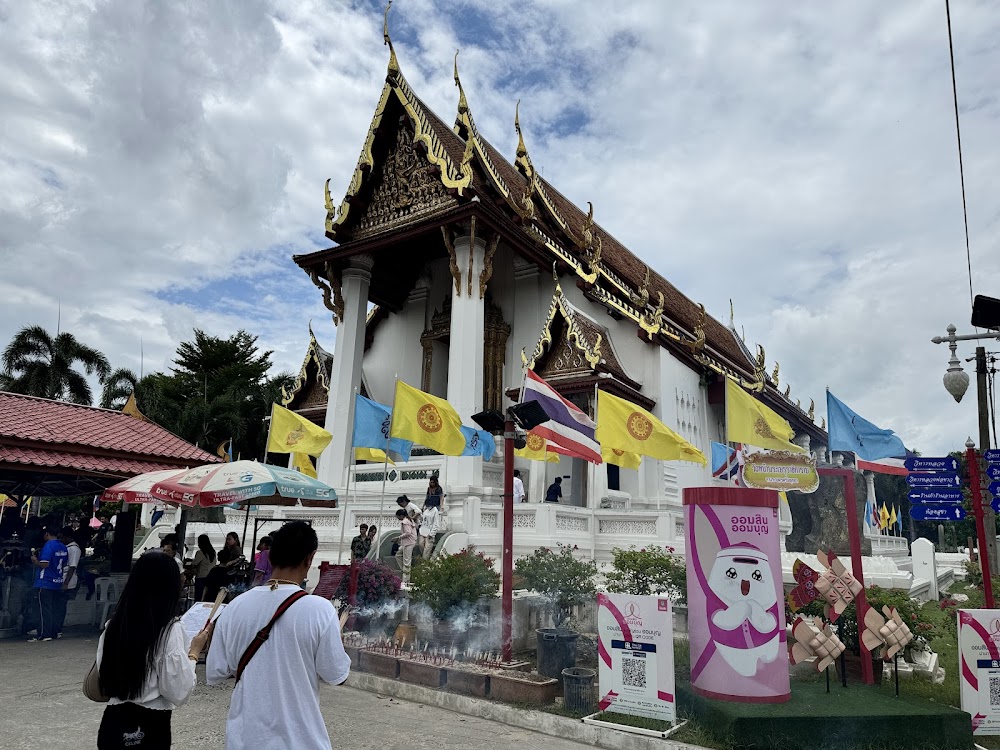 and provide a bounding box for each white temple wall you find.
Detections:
[362,299,425,404]
[658,347,714,502]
